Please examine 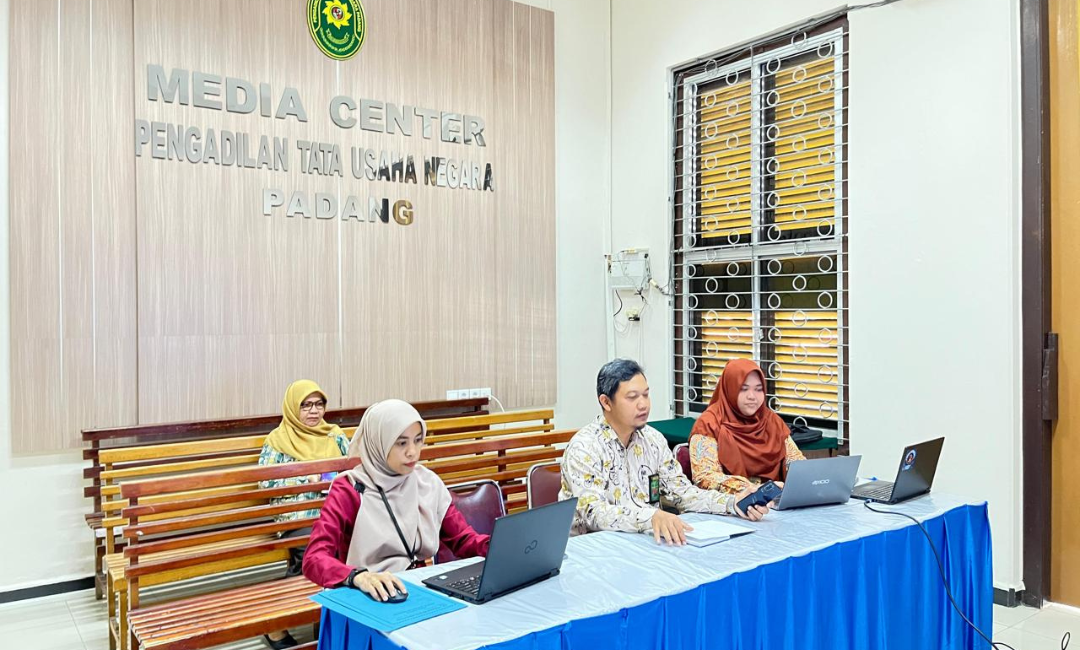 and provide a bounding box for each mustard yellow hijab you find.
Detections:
[265,380,345,461]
